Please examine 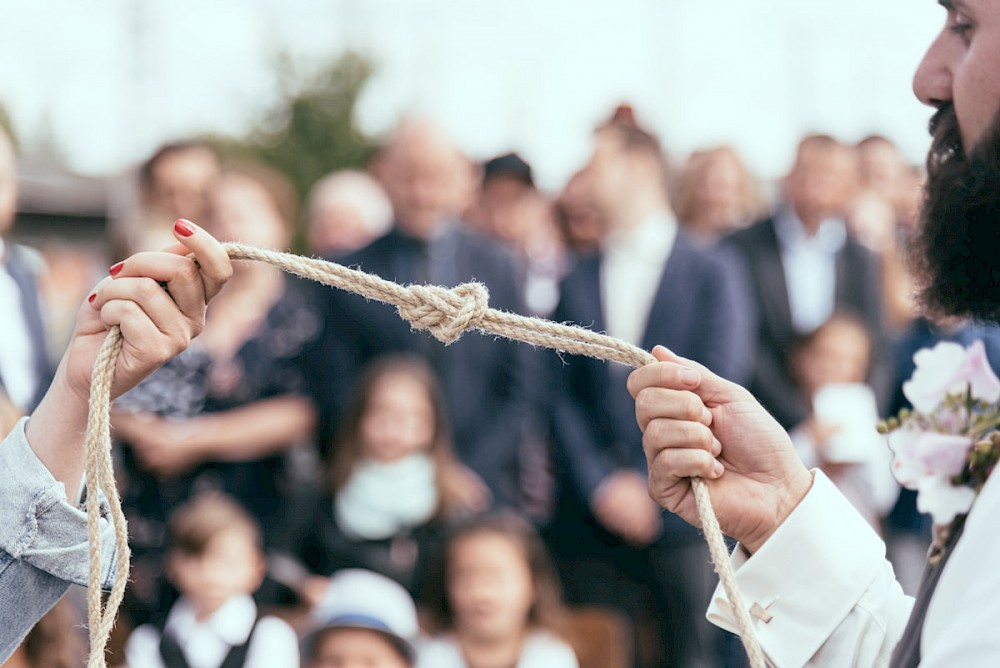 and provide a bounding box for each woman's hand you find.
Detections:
[122,414,206,477]
[26,220,232,497]
[66,219,231,403]
[628,346,813,553]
